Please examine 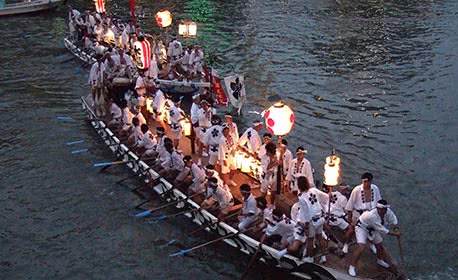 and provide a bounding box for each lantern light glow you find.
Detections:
[264,101,295,136]
[323,151,341,187]
[178,21,198,38]
[155,10,172,28]
[94,0,106,14]
[133,38,151,70]
[181,118,192,137]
